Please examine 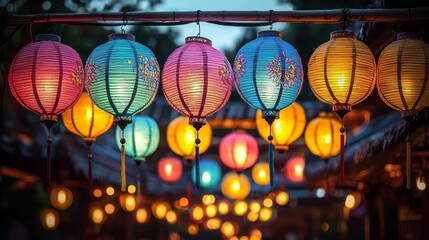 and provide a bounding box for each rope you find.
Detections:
[120,130,126,192]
